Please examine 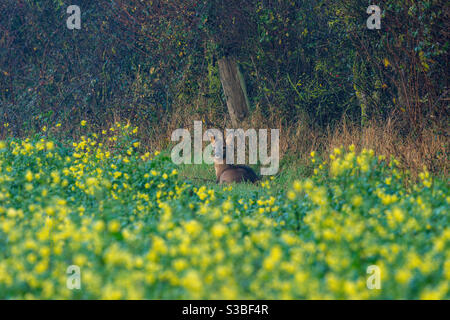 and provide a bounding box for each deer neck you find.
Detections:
[214,162,232,179]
